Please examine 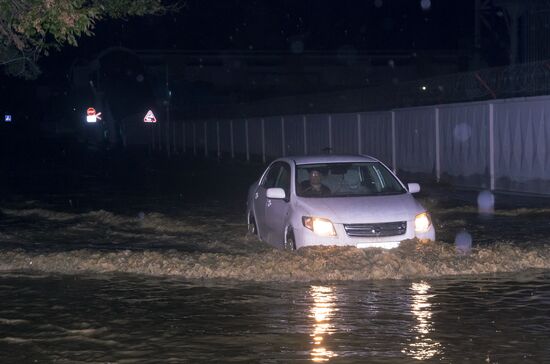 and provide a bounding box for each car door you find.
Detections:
[253,163,280,240]
[264,162,292,247]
